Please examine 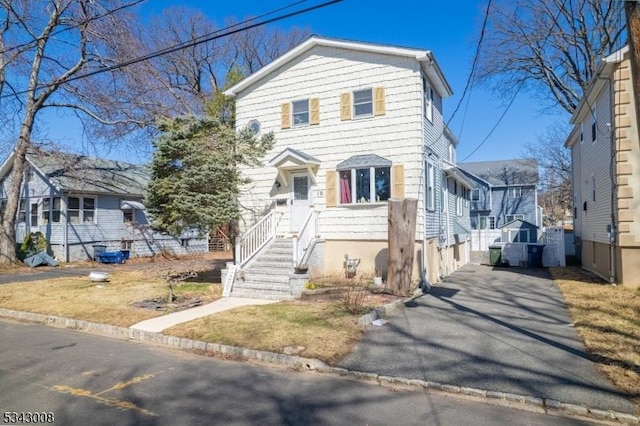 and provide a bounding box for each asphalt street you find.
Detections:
[340,265,635,414]
[0,319,597,426]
